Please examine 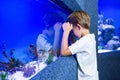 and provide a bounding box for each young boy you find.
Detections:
[61,11,99,80]
[36,12,63,62]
